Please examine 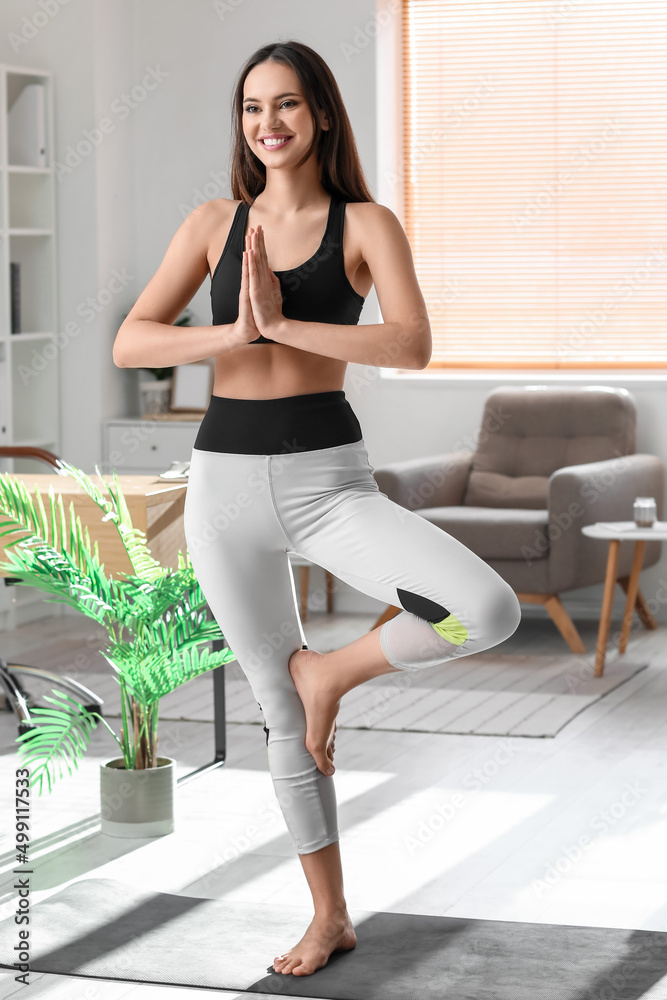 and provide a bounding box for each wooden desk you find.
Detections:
[0,474,188,577]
